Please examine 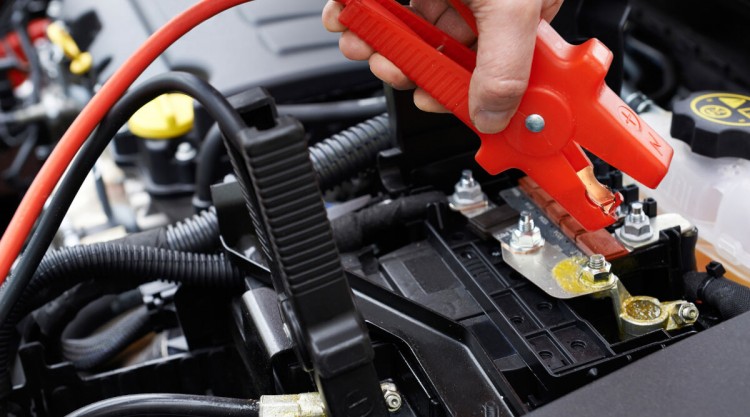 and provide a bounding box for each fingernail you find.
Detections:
[474,110,509,134]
